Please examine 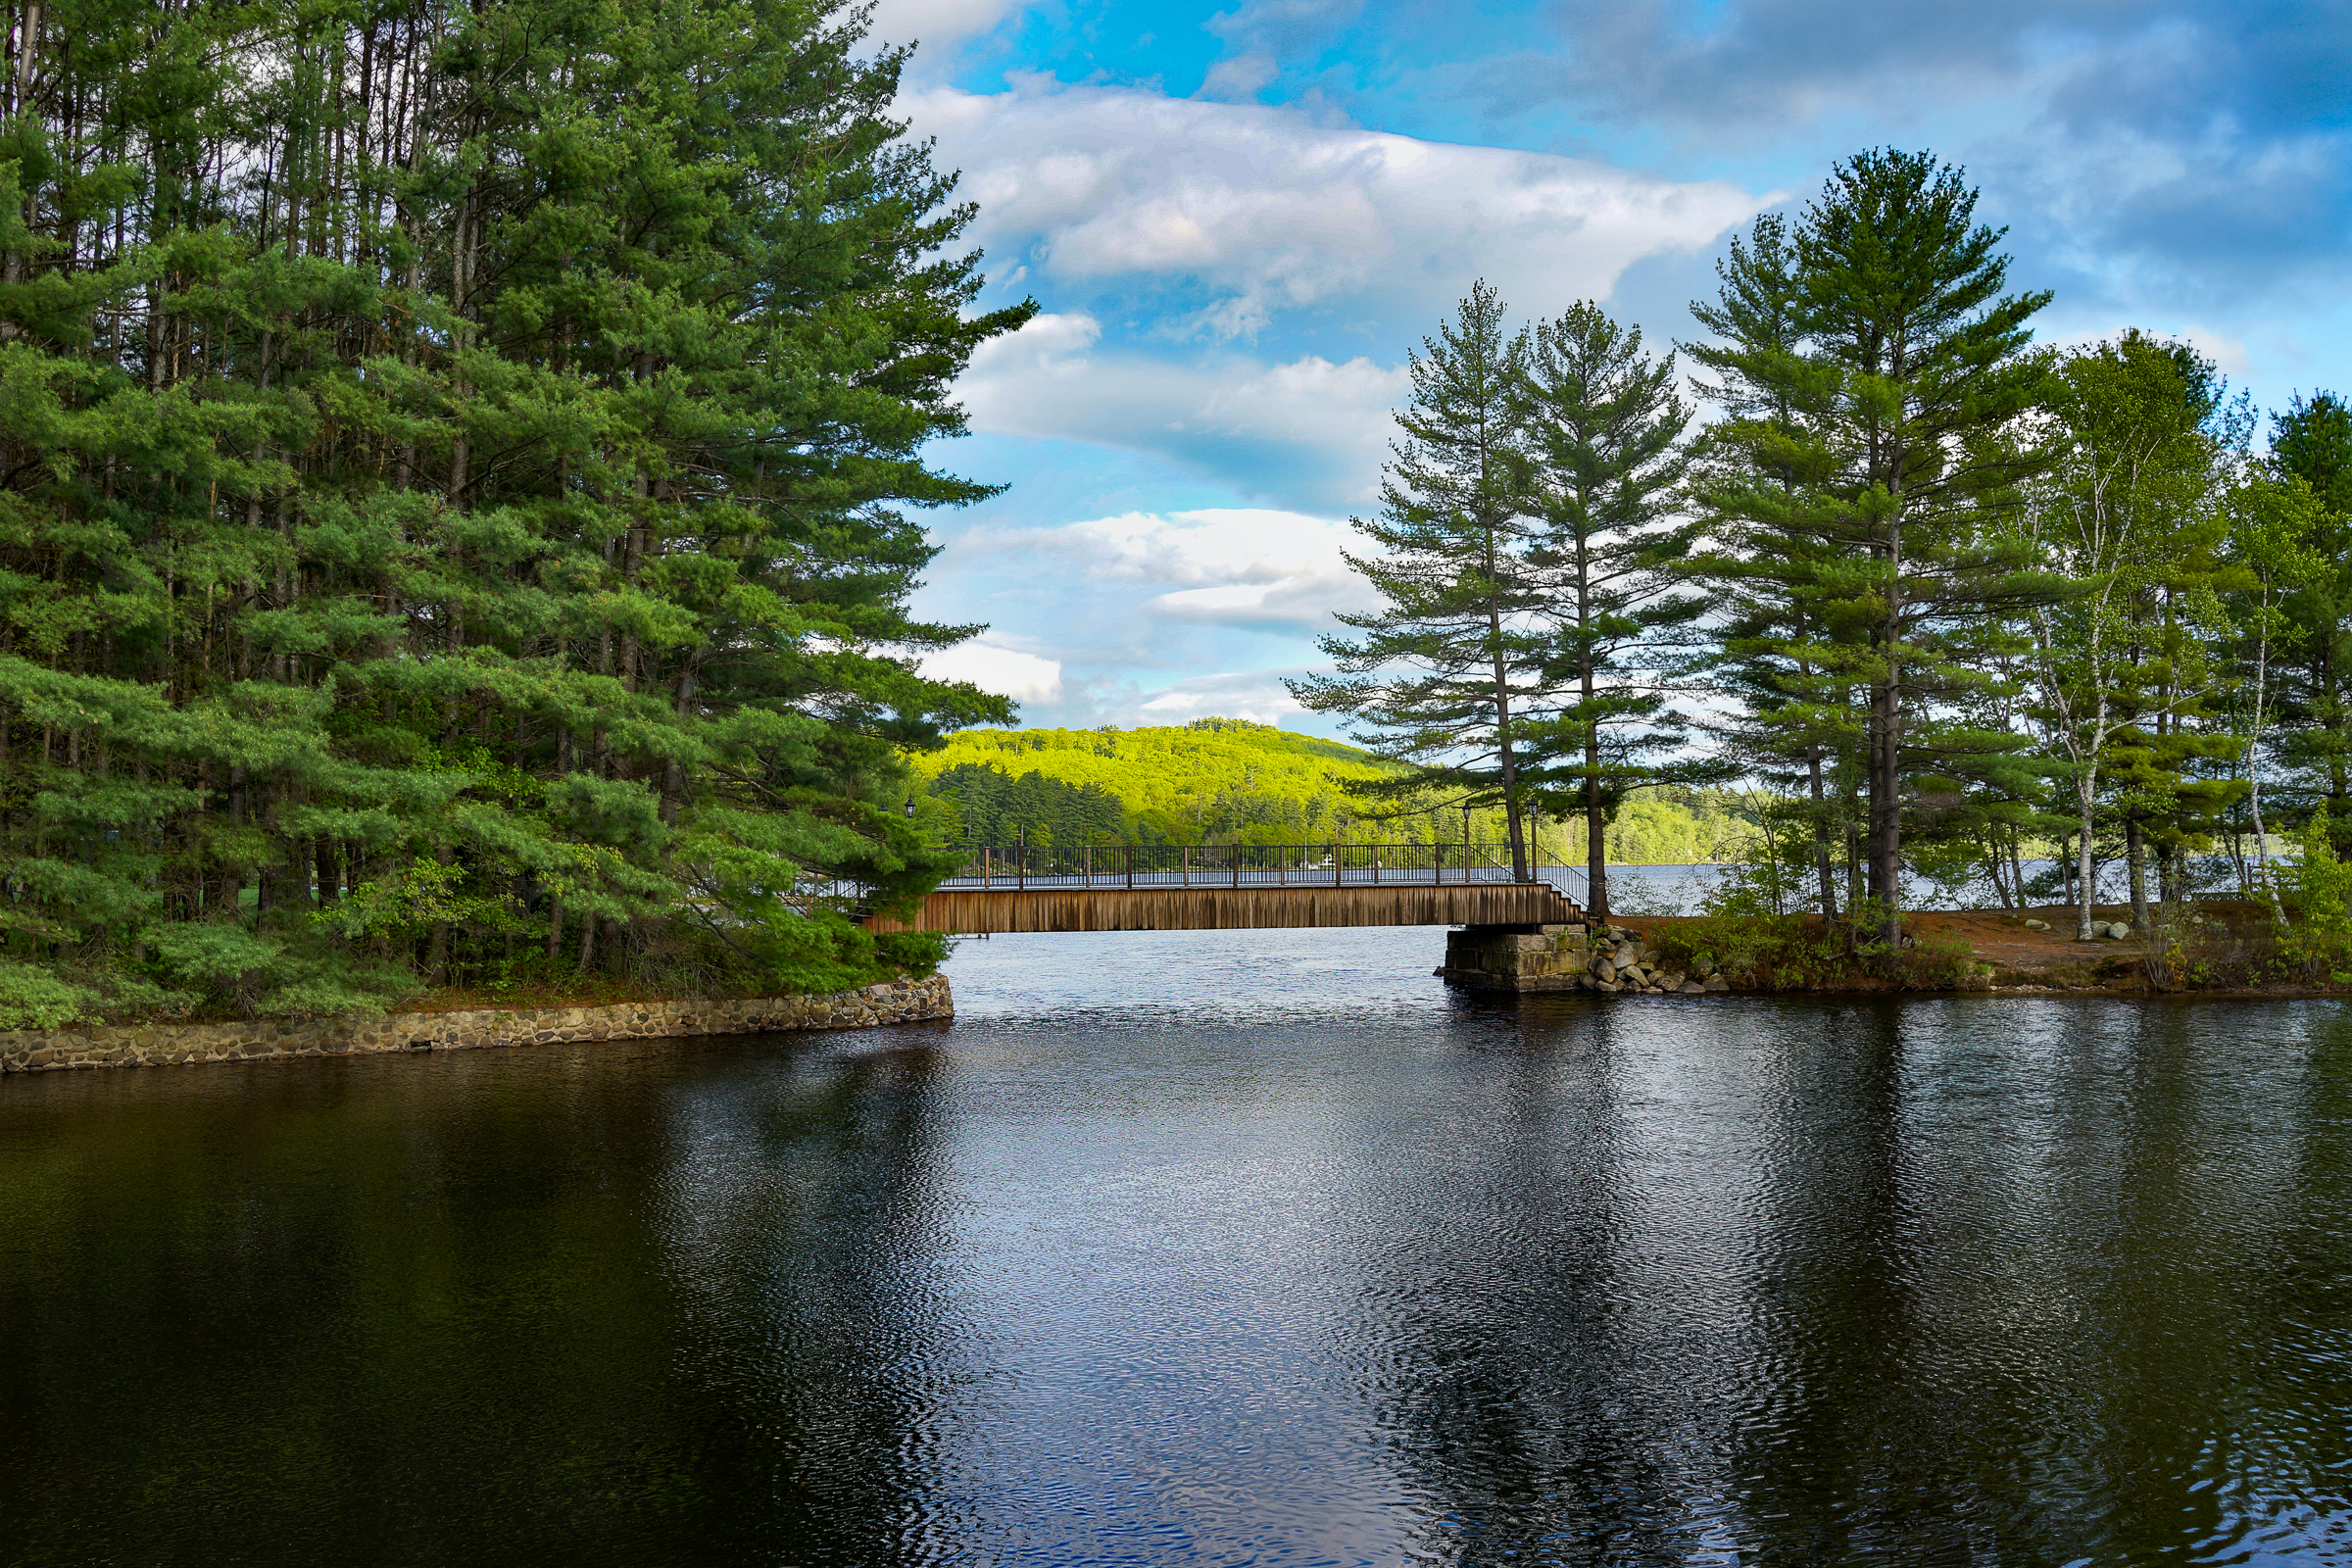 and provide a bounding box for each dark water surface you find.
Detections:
[6,928,2352,1566]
